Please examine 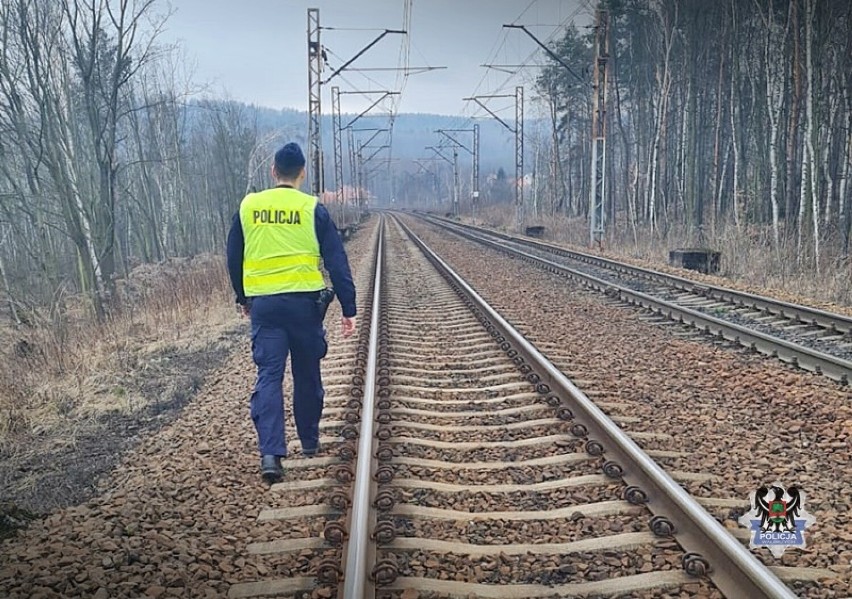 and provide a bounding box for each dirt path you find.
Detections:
[0,323,244,538]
